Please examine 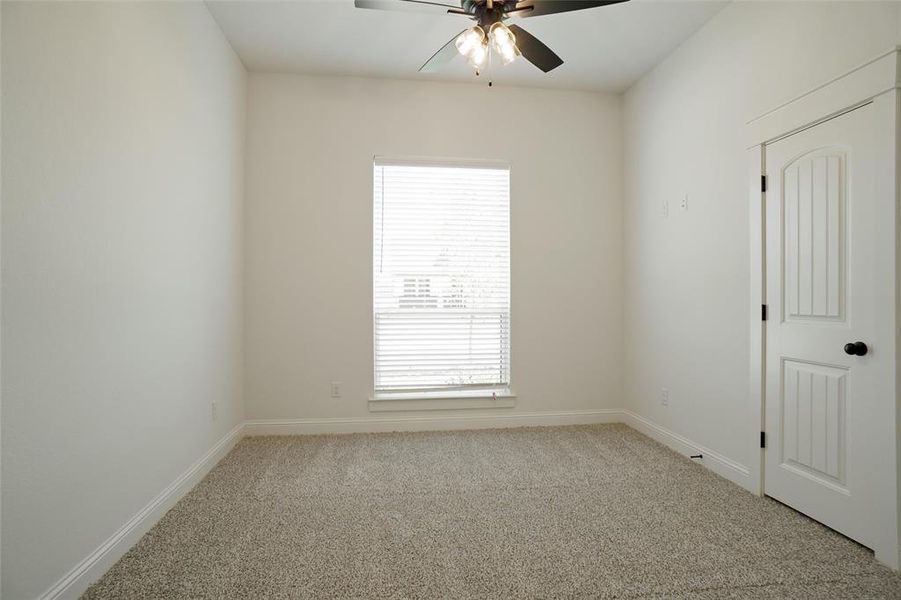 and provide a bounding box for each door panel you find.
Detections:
[782,150,845,321]
[764,102,892,552]
[780,359,846,487]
